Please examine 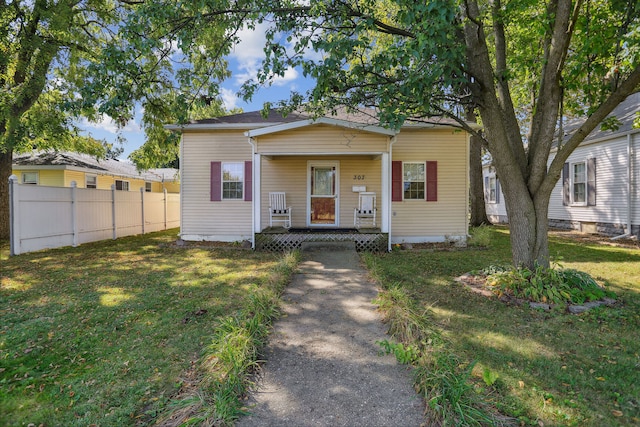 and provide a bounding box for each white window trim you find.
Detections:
[86,174,97,189]
[402,162,425,201]
[488,176,497,204]
[221,161,244,200]
[22,172,39,185]
[115,179,130,191]
[570,161,587,206]
[145,181,152,192]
